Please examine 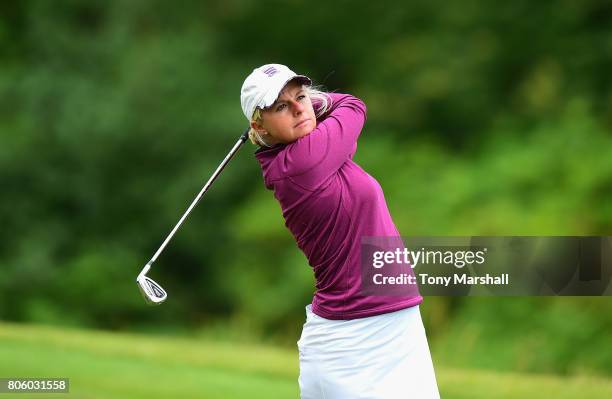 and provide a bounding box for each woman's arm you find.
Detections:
[278,92,367,190]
